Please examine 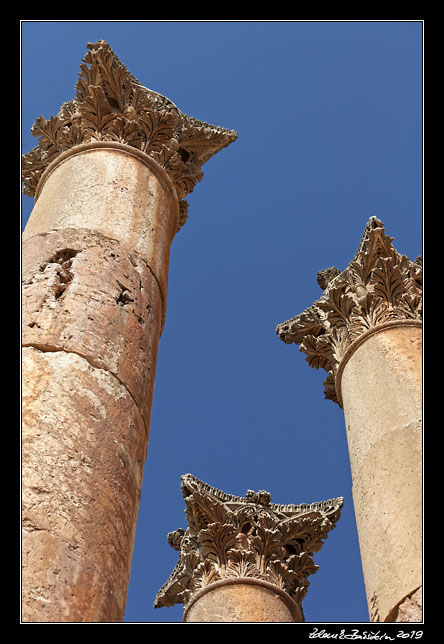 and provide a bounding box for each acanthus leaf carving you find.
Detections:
[137,109,180,157]
[193,558,220,592]
[154,473,343,620]
[77,85,119,140]
[199,522,239,571]
[225,548,260,579]
[30,115,67,163]
[276,217,422,406]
